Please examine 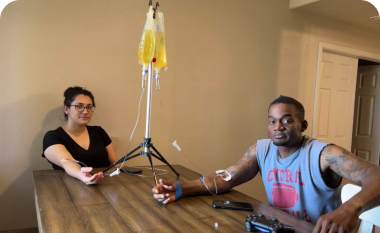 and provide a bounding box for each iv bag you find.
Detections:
[153,11,167,74]
[138,6,155,70]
